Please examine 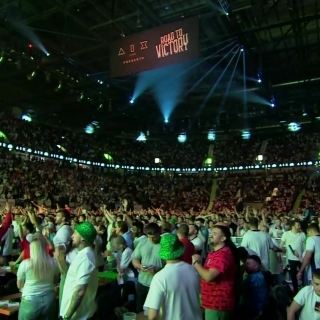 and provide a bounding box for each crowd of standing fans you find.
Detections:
[0,152,211,211]
[0,197,319,320]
